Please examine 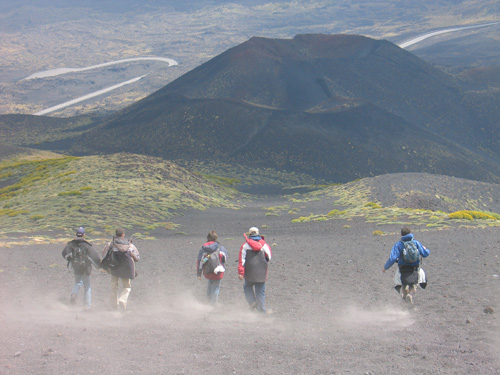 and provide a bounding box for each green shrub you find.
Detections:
[8,210,29,217]
[57,171,77,178]
[372,230,384,236]
[30,215,44,220]
[58,191,82,196]
[364,202,381,209]
[449,210,497,221]
[313,216,328,222]
[327,209,346,216]
[80,186,93,191]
